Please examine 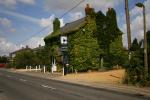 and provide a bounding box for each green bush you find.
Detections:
[123,38,150,86]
